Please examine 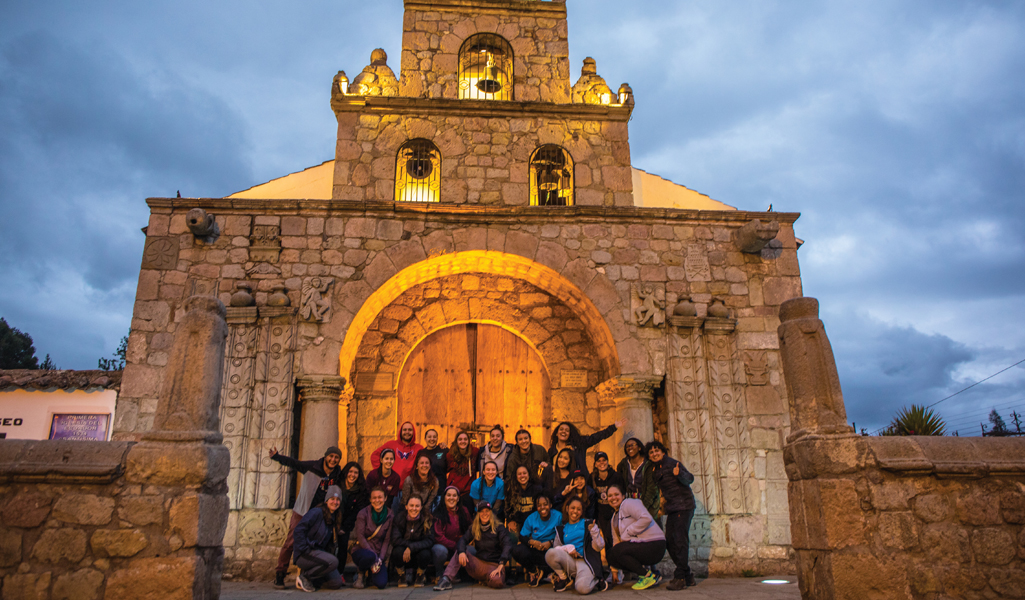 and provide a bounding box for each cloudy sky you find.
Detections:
[2,0,1023,434]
